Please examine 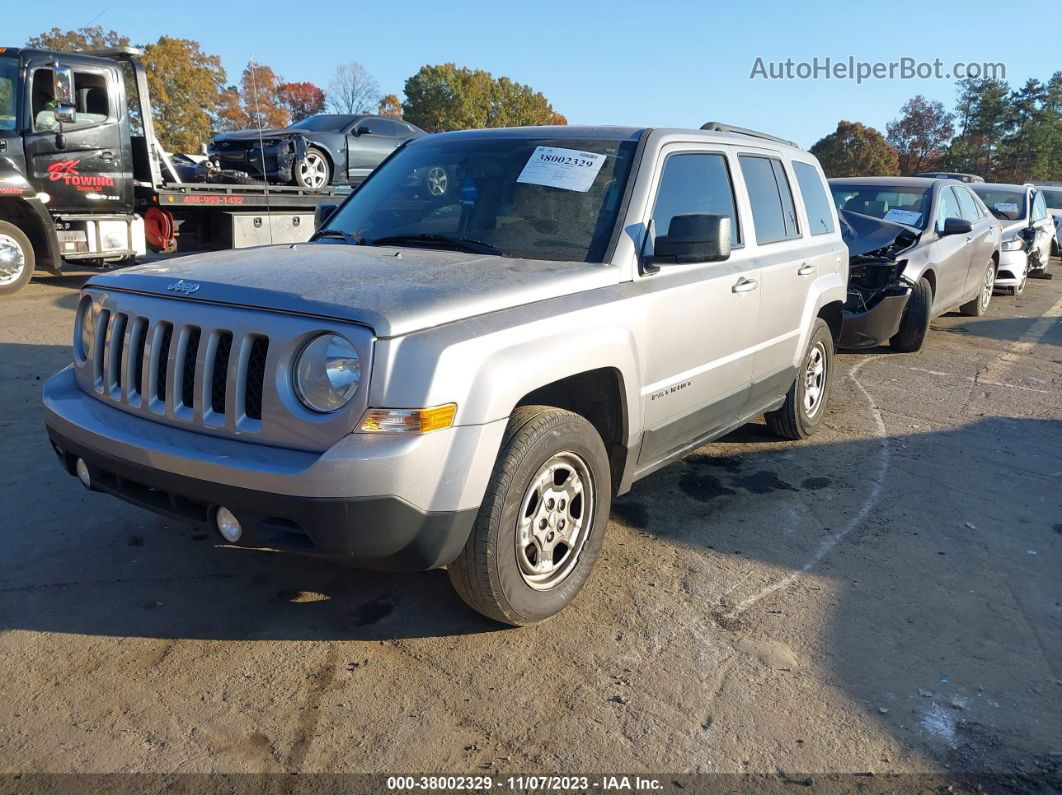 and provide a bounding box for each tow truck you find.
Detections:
[0,46,344,295]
